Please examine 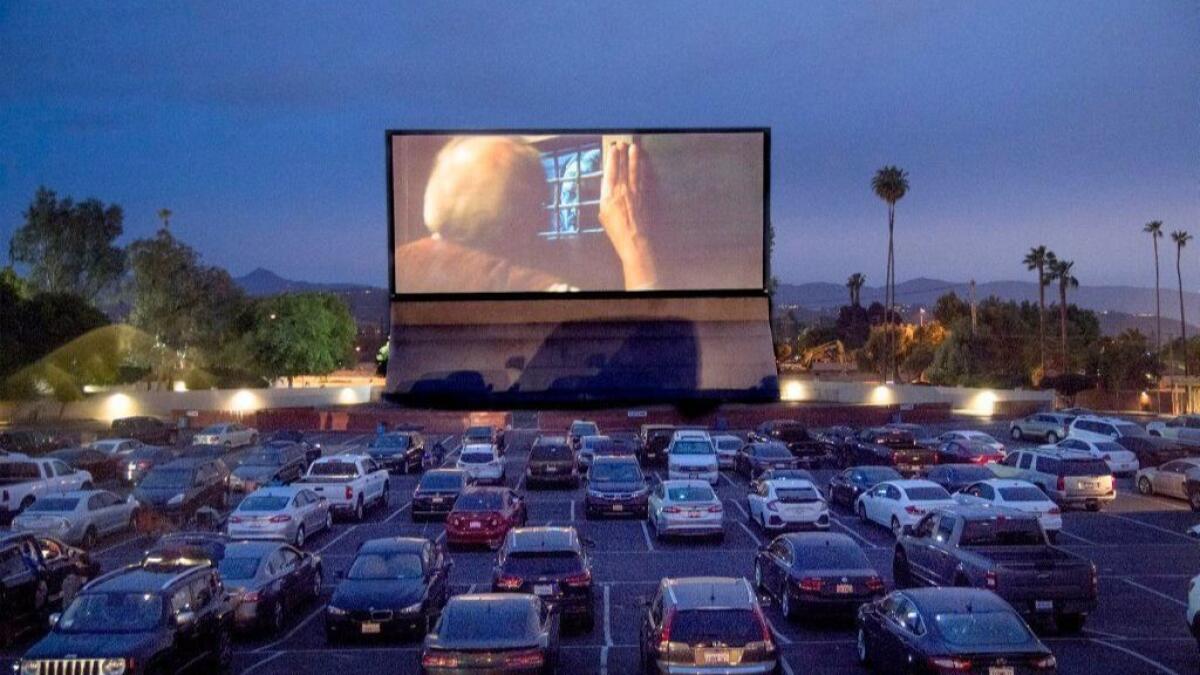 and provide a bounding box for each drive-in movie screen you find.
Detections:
[390,130,766,295]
